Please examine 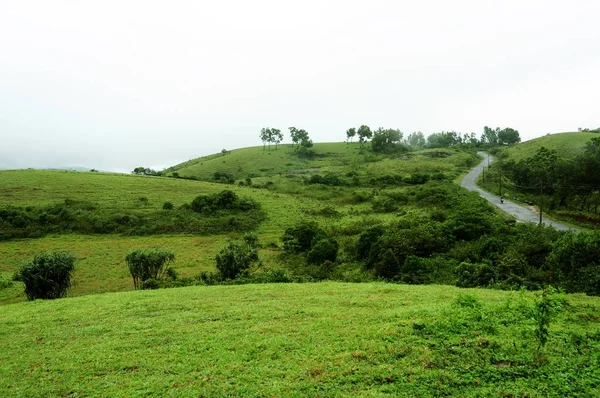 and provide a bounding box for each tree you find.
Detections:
[260,128,273,151]
[406,131,426,148]
[18,252,75,300]
[357,125,372,148]
[346,127,357,143]
[215,240,258,280]
[371,128,404,153]
[426,131,460,148]
[289,127,311,150]
[272,128,283,150]
[132,167,161,176]
[497,128,521,146]
[125,248,176,290]
[480,126,498,147]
